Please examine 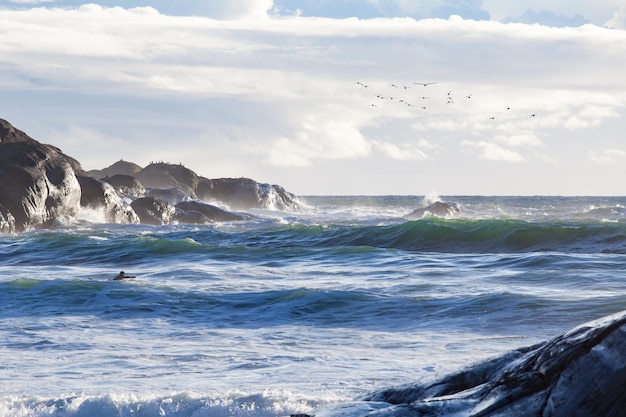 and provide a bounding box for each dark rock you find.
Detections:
[404,201,460,220]
[130,197,175,225]
[316,311,626,417]
[101,174,146,198]
[174,209,211,224]
[90,161,300,211]
[0,119,83,231]
[147,188,192,205]
[196,177,299,211]
[0,118,34,143]
[136,162,198,197]
[88,159,143,178]
[77,175,139,224]
[174,200,251,223]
